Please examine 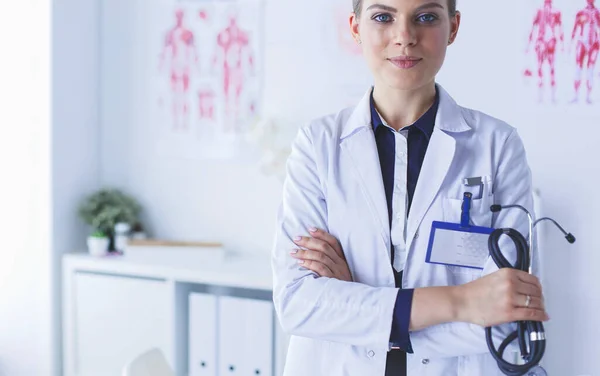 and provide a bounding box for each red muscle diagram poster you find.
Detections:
[154,0,264,160]
[522,0,599,106]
